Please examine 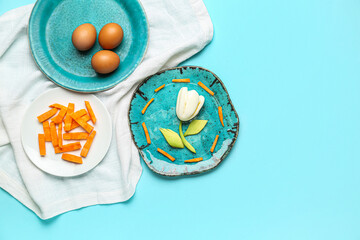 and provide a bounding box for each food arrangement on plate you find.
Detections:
[129,66,239,177]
